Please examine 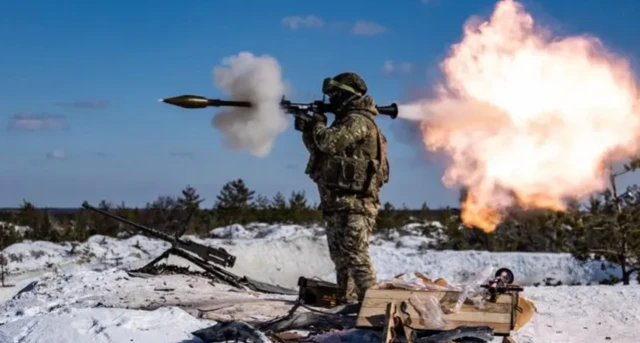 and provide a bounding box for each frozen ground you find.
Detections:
[0,222,638,342]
